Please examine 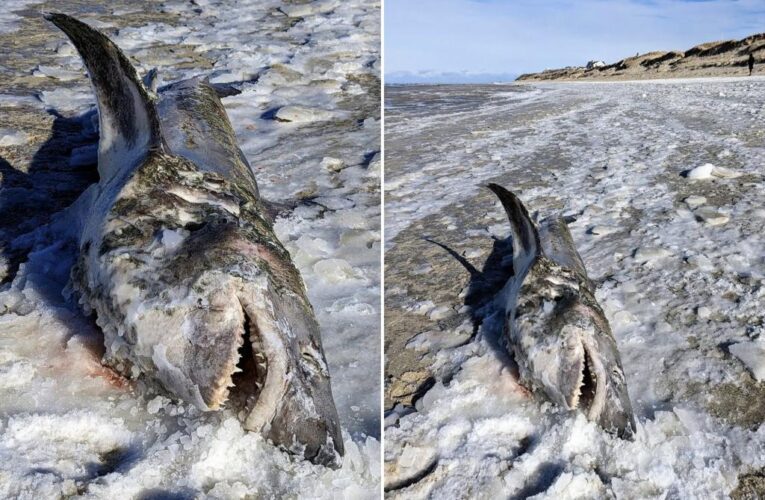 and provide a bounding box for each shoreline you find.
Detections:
[385,74,765,86]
